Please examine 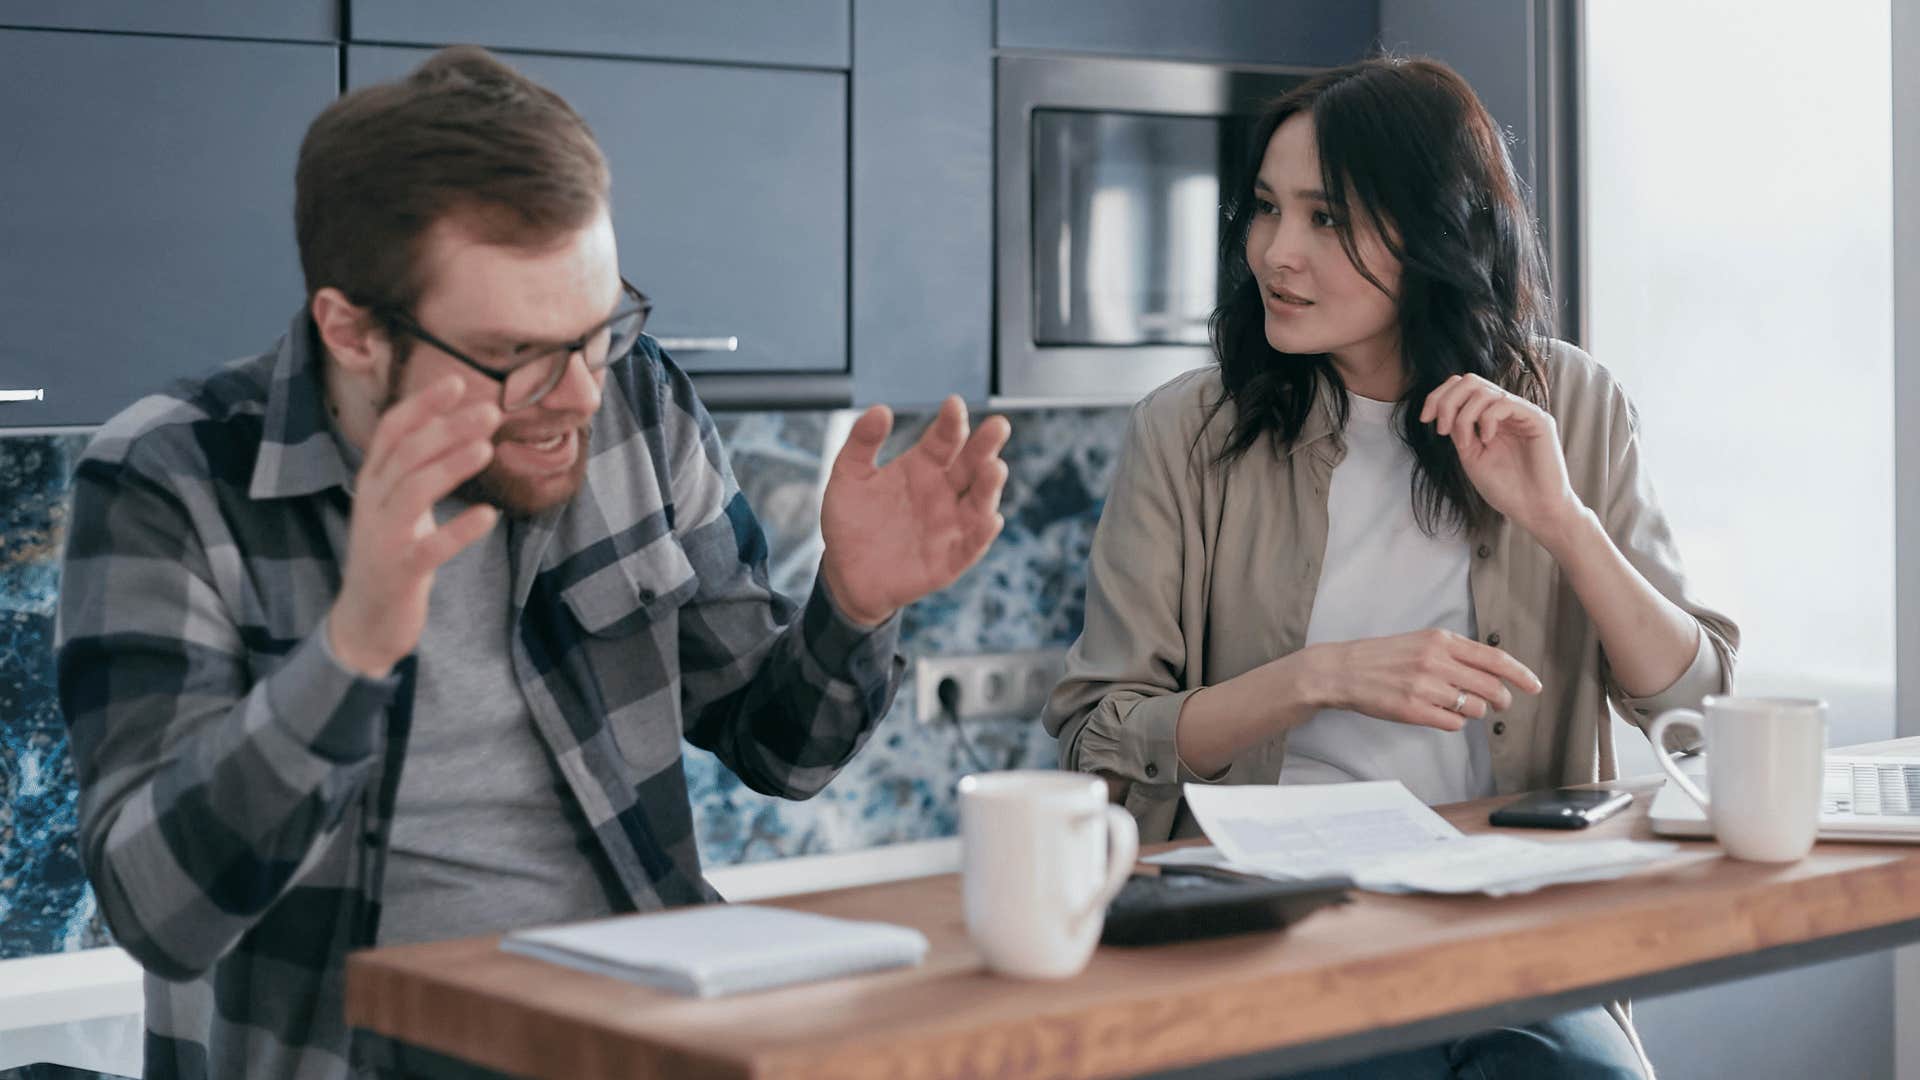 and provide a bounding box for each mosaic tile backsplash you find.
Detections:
[0,434,101,959]
[0,404,1129,959]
